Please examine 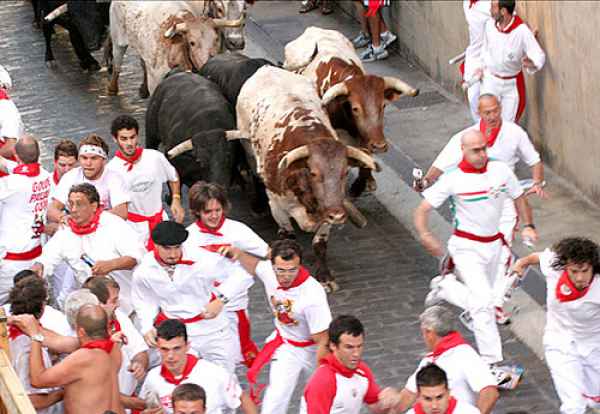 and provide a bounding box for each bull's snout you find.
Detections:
[224,35,245,51]
[369,141,388,153]
[326,208,347,224]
